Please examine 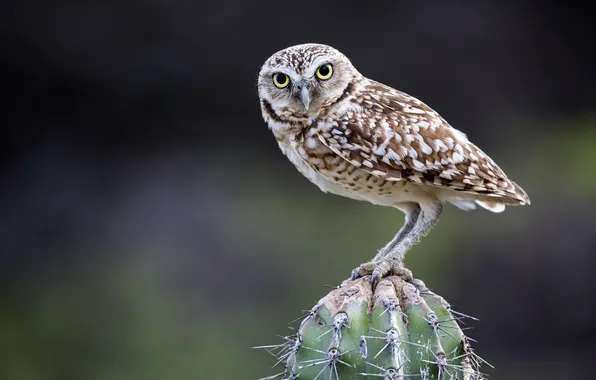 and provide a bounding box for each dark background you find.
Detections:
[2,1,596,379]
